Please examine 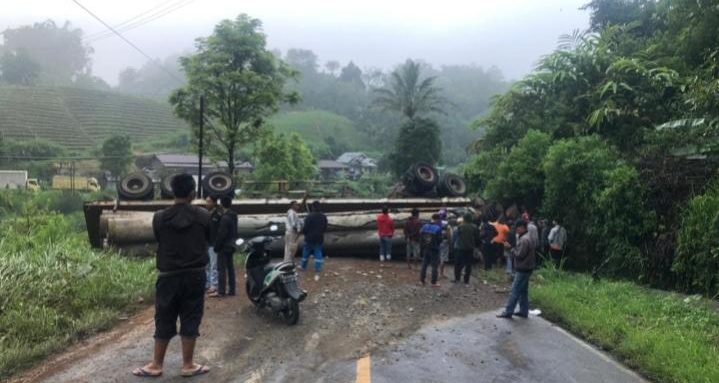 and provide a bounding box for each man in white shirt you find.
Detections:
[284,200,302,262]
